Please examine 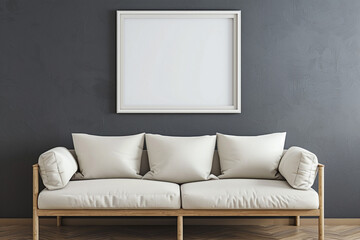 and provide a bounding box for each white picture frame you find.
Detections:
[116,10,241,113]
